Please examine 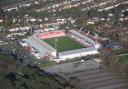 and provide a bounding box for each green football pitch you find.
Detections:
[42,36,85,52]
